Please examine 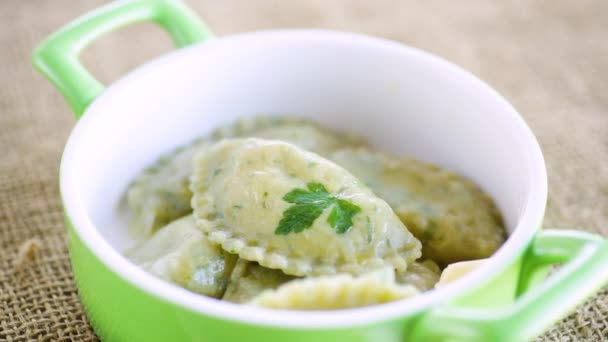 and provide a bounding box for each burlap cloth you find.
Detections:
[1,0,606,340]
